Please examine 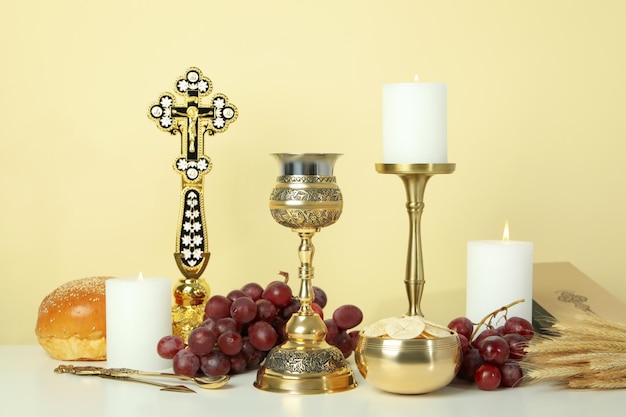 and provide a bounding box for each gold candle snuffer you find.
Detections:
[148,67,238,341]
[54,364,230,392]
[254,153,357,394]
[354,163,462,395]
